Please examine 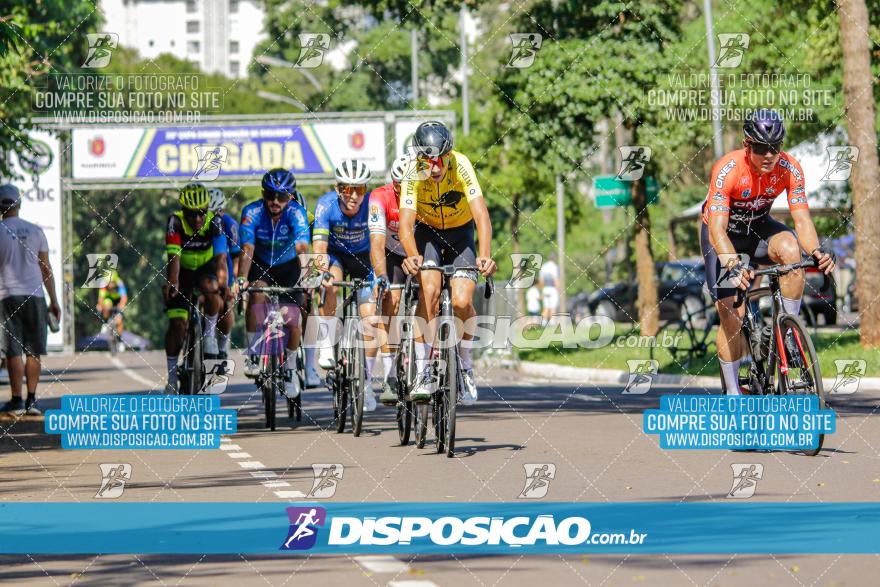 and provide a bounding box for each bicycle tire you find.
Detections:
[777,313,825,456]
[446,337,458,458]
[181,311,203,395]
[350,318,366,437]
[333,350,348,434]
[265,354,278,431]
[415,404,428,448]
[395,350,413,446]
[434,387,446,454]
